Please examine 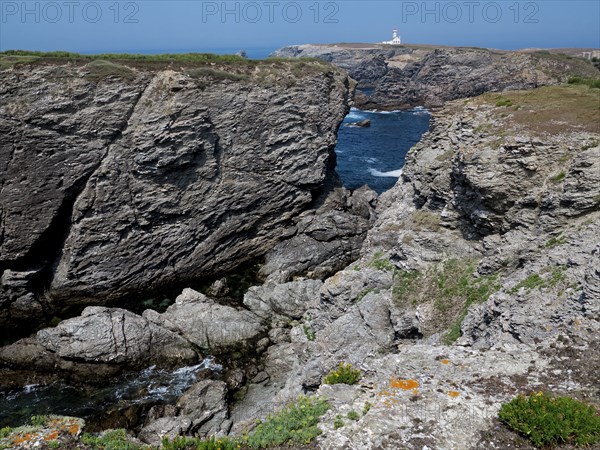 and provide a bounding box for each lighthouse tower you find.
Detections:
[382,29,402,45]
